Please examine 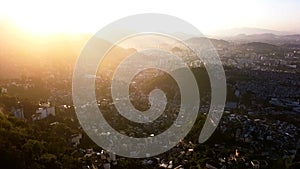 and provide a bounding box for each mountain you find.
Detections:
[184,37,231,49]
[211,27,293,37]
[240,42,279,53]
[223,33,300,45]
[0,22,136,79]
[0,31,91,78]
[281,43,300,49]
